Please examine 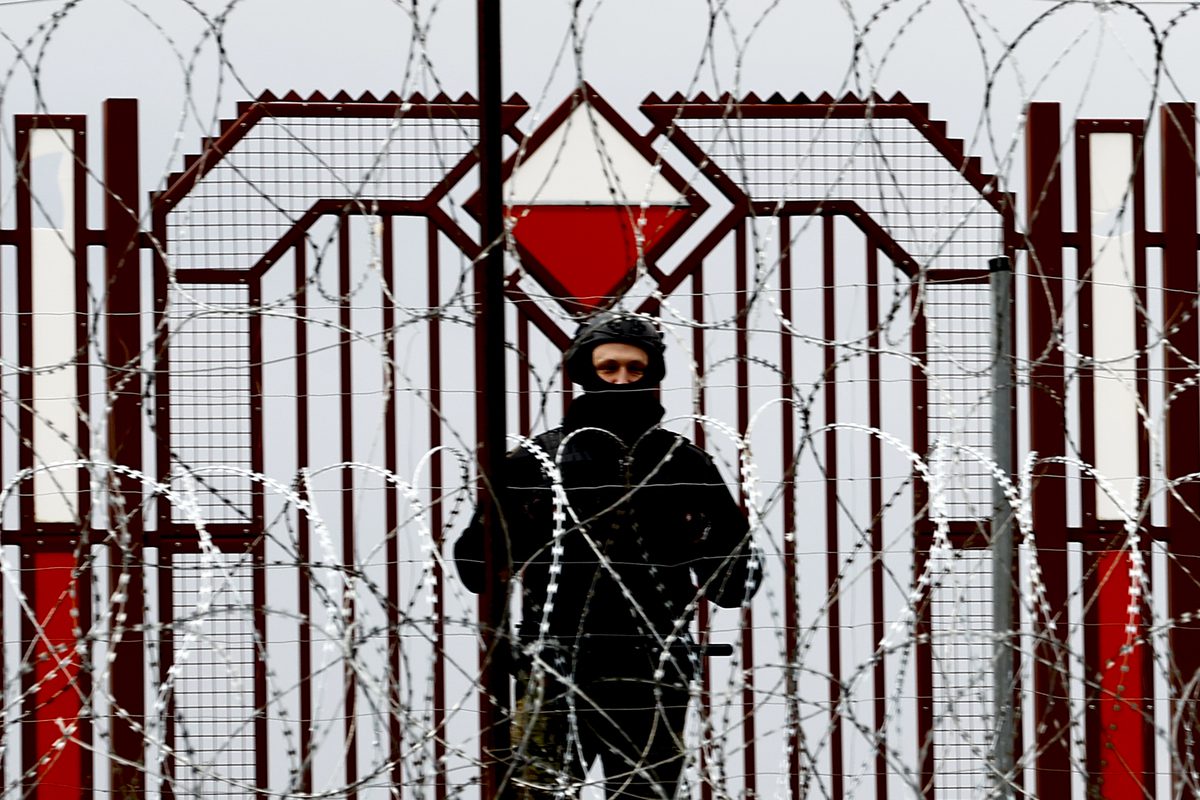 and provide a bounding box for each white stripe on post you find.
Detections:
[1088,132,1138,521]
[30,128,79,523]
